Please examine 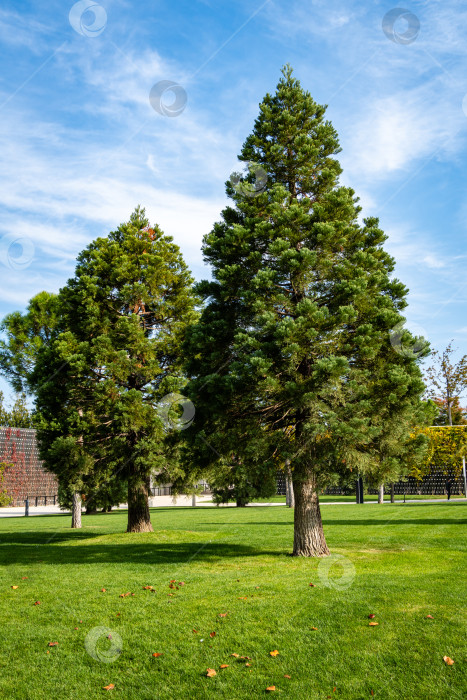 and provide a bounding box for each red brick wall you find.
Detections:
[0,427,58,506]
